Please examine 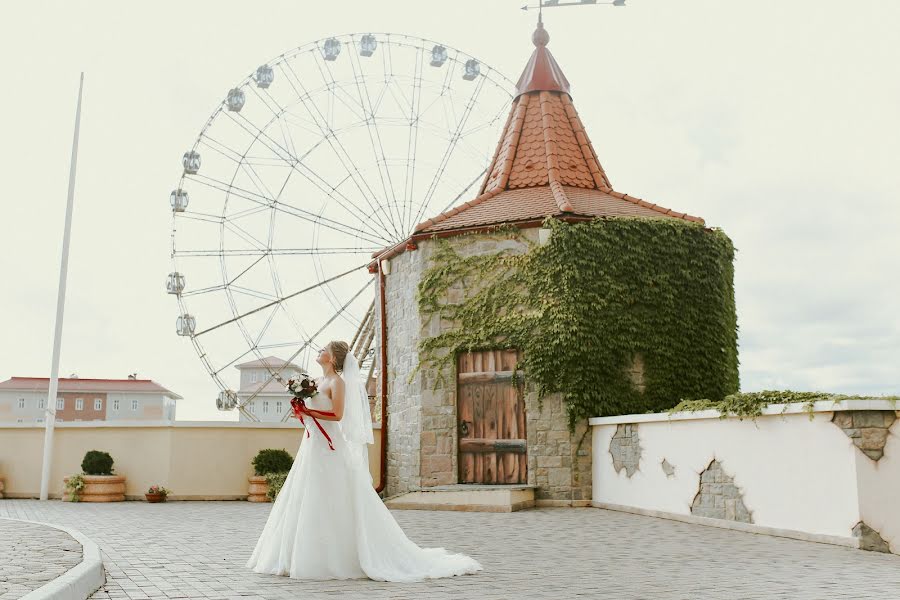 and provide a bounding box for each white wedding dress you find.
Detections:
[246,366,483,582]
